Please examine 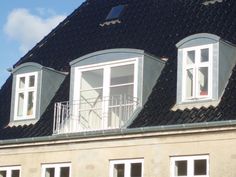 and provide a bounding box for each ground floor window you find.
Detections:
[170,155,209,177]
[109,159,143,177]
[42,163,70,177]
[0,166,20,177]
